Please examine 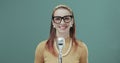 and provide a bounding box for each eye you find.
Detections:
[54,17,61,21]
[53,16,61,24]
[64,16,72,22]
[64,17,71,20]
